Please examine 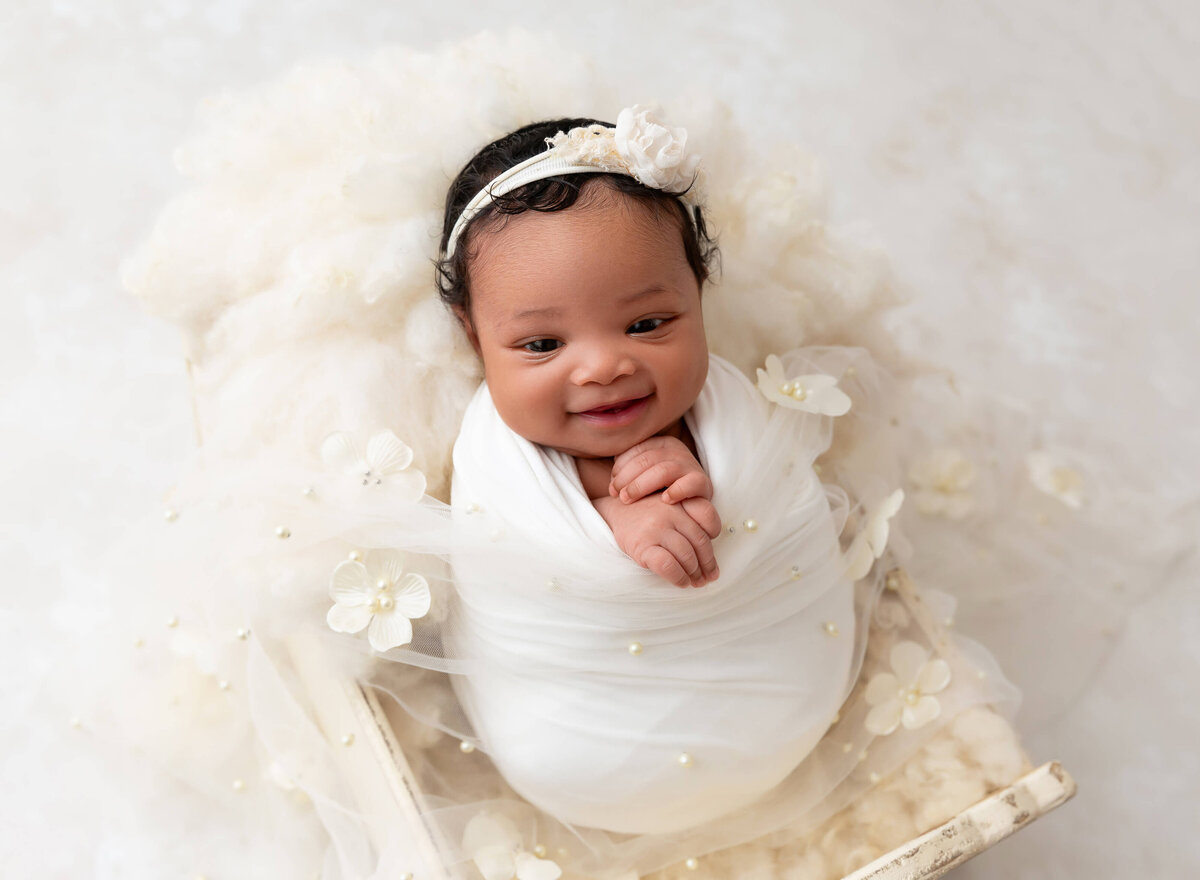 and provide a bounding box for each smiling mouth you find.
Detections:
[575,395,652,425]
